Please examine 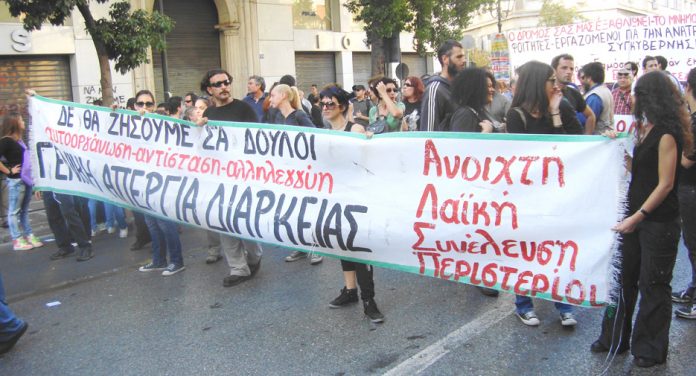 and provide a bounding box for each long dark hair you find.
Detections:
[451,68,494,113]
[2,112,23,137]
[511,61,554,115]
[634,71,693,155]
